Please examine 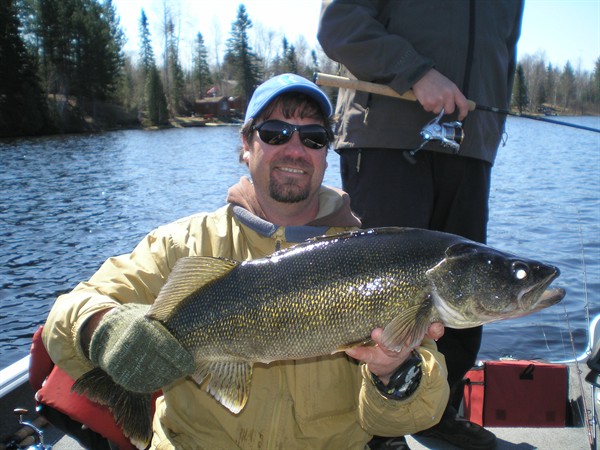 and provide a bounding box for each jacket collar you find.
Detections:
[227,176,361,243]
